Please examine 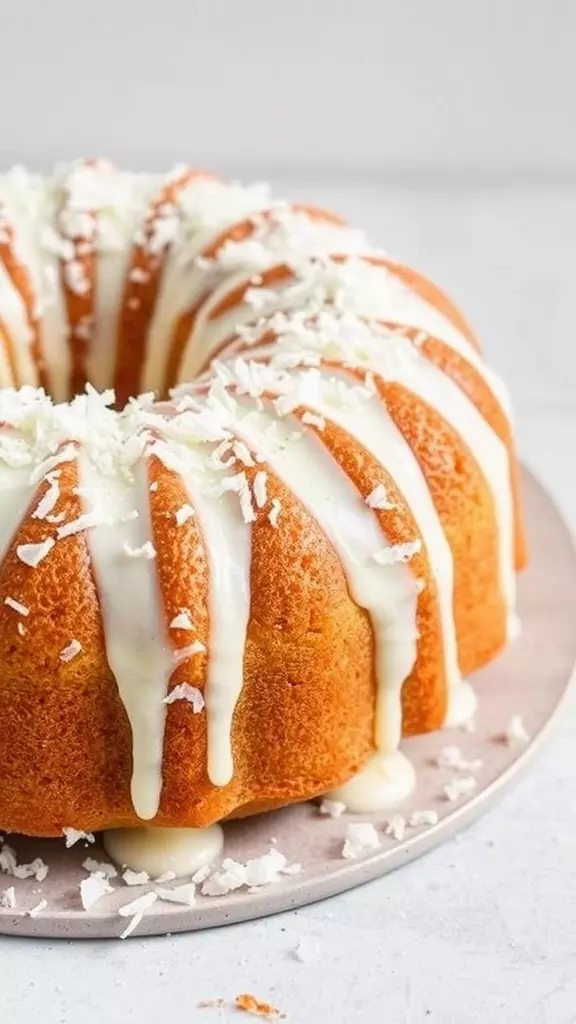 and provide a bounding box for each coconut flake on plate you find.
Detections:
[384,815,407,842]
[408,810,439,828]
[201,848,299,897]
[318,799,346,818]
[155,883,196,906]
[435,745,483,773]
[443,776,478,802]
[502,714,530,746]
[80,871,114,911]
[63,827,95,848]
[342,823,380,860]
[122,869,151,887]
[82,857,118,879]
